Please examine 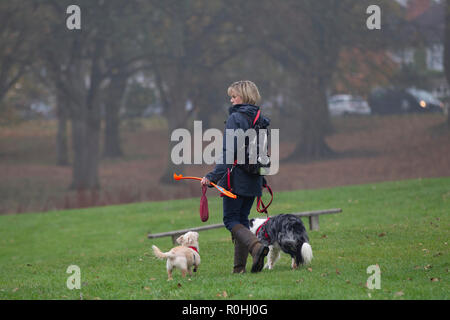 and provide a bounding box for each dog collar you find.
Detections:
[255,217,270,240]
[189,246,199,254]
